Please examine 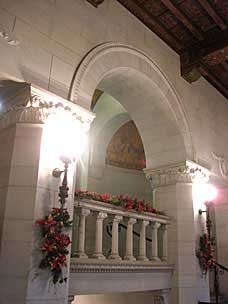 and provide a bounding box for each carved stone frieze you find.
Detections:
[70,260,173,273]
[144,161,210,188]
[0,84,95,130]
